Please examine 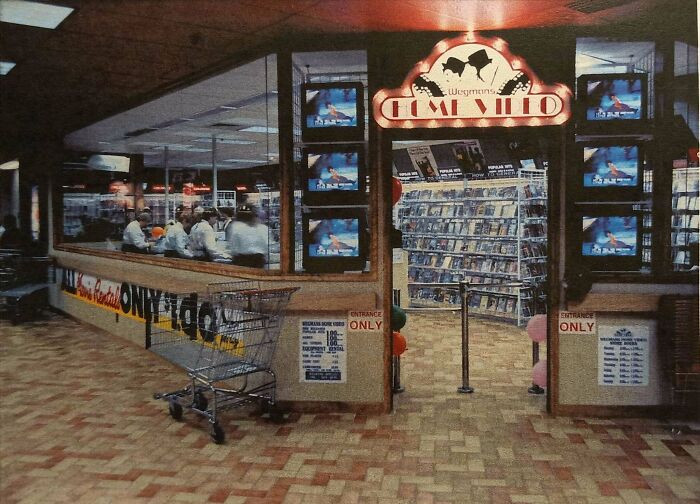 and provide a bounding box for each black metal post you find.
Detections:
[392,355,405,393]
[458,281,474,394]
[528,341,545,394]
